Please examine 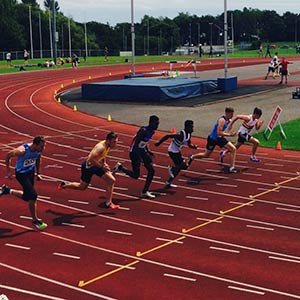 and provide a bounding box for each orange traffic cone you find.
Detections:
[276,141,281,150]
[171,127,176,134]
